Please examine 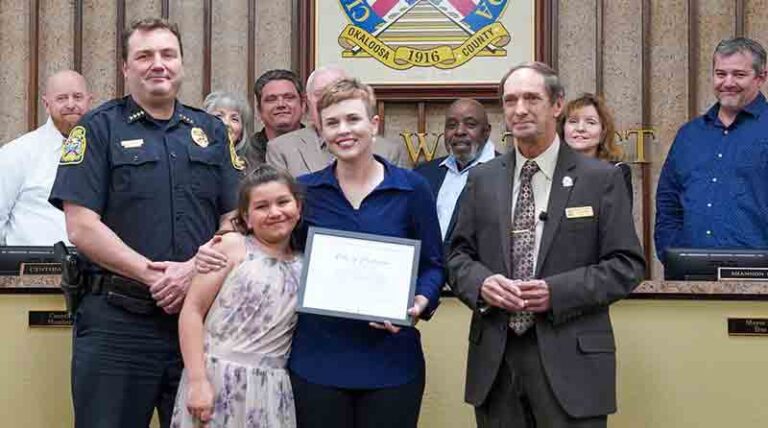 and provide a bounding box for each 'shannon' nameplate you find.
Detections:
[718,267,768,281]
